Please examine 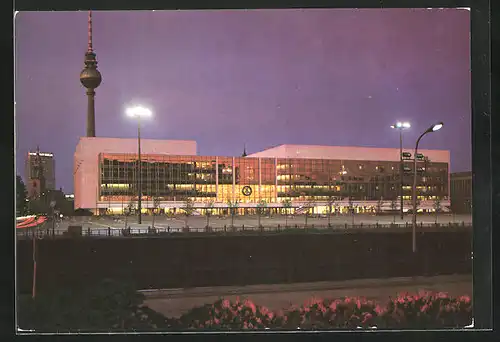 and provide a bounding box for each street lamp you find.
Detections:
[412,122,443,253]
[126,106,152,224]
[390,121,411,220]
